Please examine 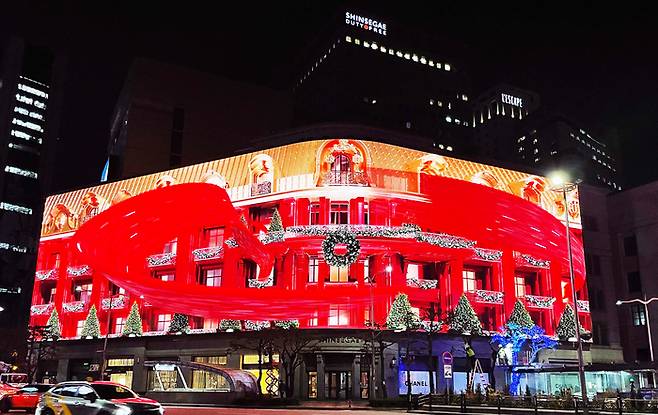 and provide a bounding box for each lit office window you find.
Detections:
[631,304,646,326]
[76,320,85,337]
[156,314,172,331]
[5,166,38,179]
[328,305,350,326]
[463,270,476,292]
[308,257,319,283]
[200,267,222,287]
